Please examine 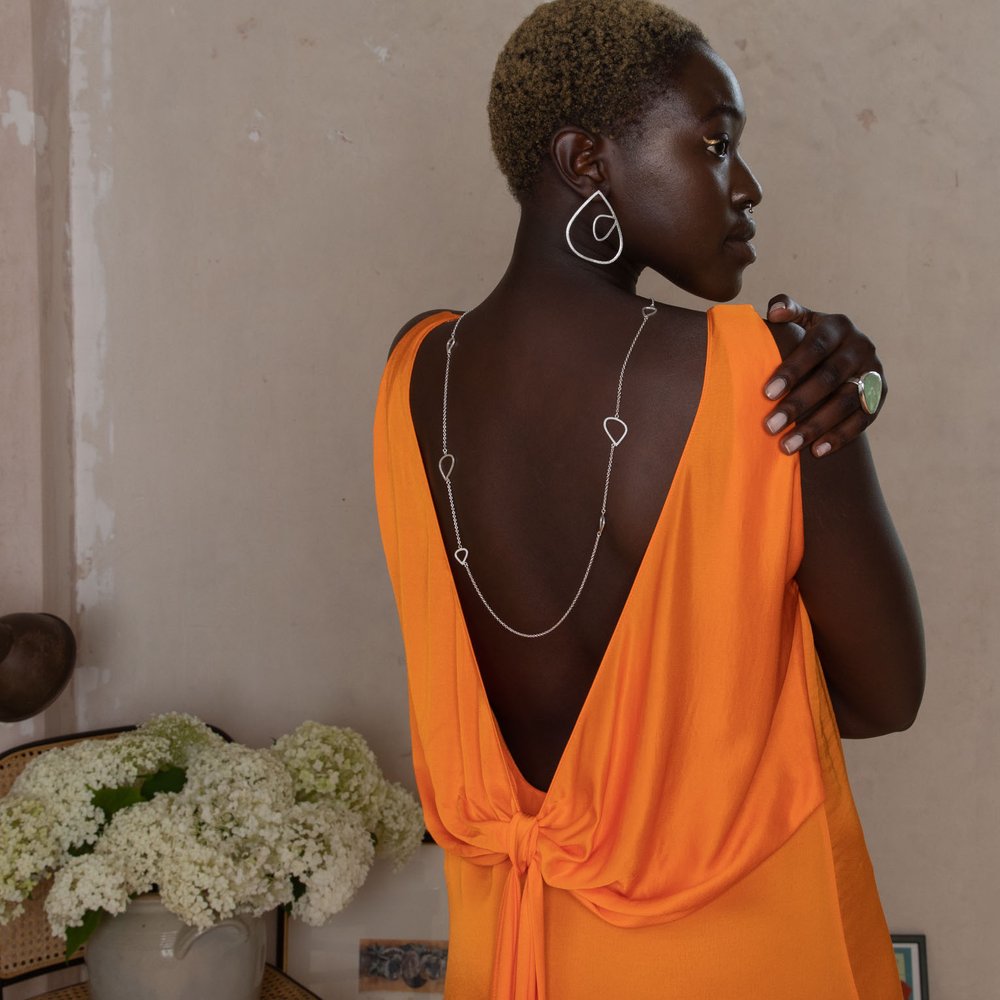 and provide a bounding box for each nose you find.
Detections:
[733,154,763,210]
